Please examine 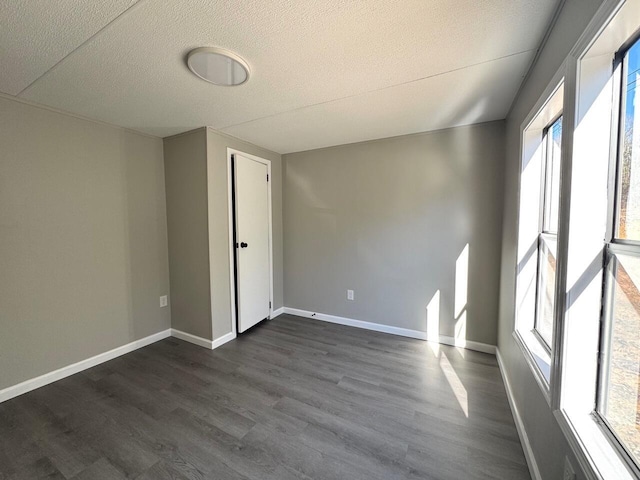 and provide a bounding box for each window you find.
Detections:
[514,78,564,395]
[535,116,563,348]
[597,36,640,472]
[527,2,640,479]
